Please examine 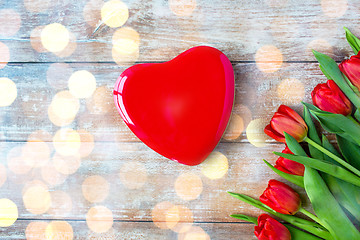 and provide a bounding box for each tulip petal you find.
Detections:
[277,105,307,127]
[264,124,285,143]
